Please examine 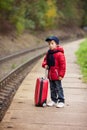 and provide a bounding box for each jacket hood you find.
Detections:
[48,45,64,53]
[56,45,64,53]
